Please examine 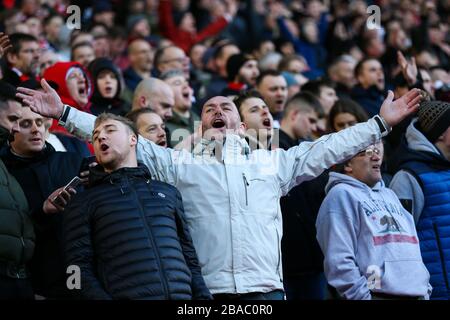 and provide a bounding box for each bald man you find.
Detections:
[132,78,175,121]
[18,79,423,300]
